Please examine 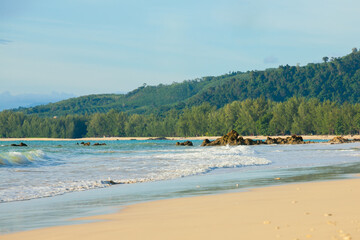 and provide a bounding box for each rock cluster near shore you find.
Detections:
[199,130,360,147]
[148,137,168,140]
[78,142,107,146]
[176,141,193,146]
[329,136,360,143]
[201,130,306,146]
[265,135,305,144]
[10,142,28,147]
